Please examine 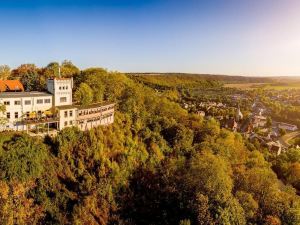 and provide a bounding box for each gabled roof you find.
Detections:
[0,80,24,92]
